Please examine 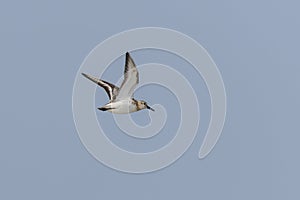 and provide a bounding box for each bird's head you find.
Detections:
[137,100,155,111]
